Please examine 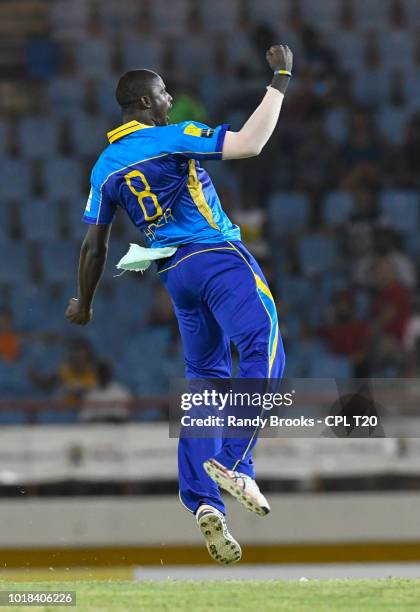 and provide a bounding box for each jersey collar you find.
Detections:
[107,120,153,144]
